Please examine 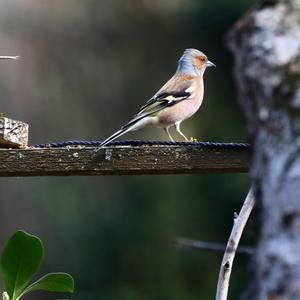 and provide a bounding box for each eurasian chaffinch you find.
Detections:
[96,48,215,150]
